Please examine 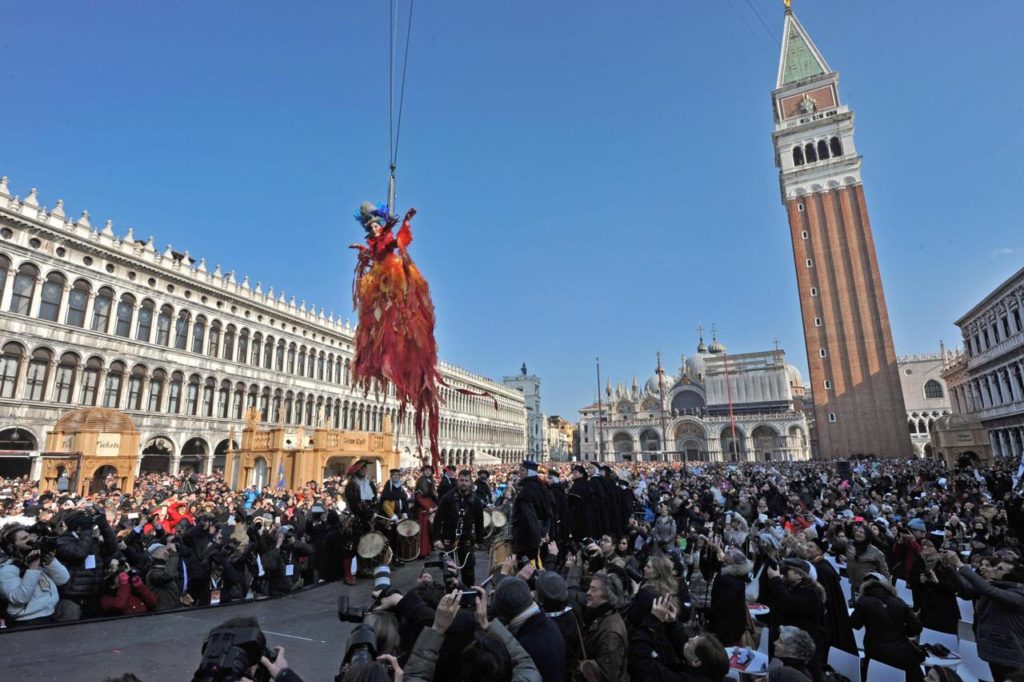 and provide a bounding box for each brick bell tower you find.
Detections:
[771,7,912,459]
